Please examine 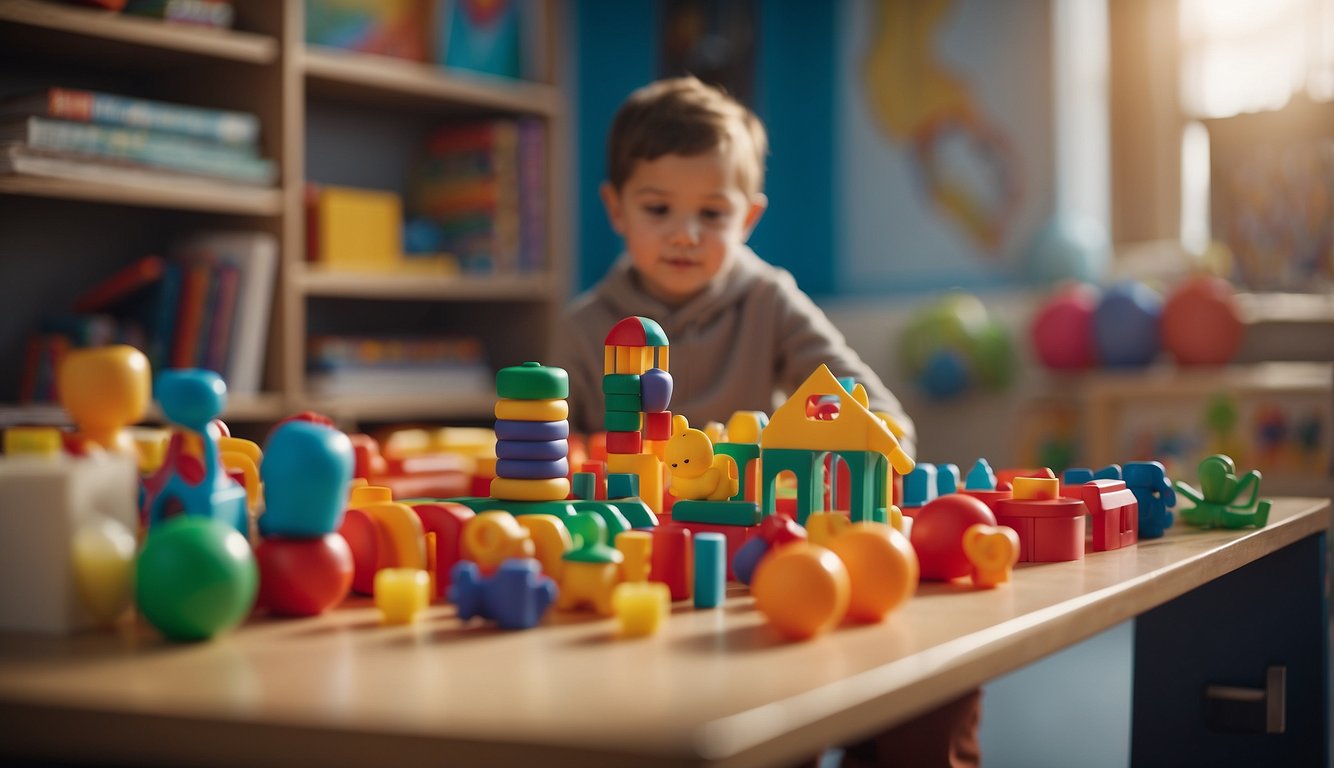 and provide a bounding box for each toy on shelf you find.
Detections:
[1174,454,1272,529]
[375,567,430,624]
[557,512,624,615]
[751,542,850,640]
[731,514,806,586]
[824,522,919,621]
[898,292,1015,399]
[961,524,1021,587]
[140,369,249,536]
[666,415,739,501]
[135,515,258,641]
[255,420,356,617]
[993,476,1086,563]
[1161,275,1244,366]
[612,581,671,637]
[910,493,1018,586]
[603,317,672,517]
[1080,478,1140,552]
[1031,282,1100,370]
[693,532,727,609]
